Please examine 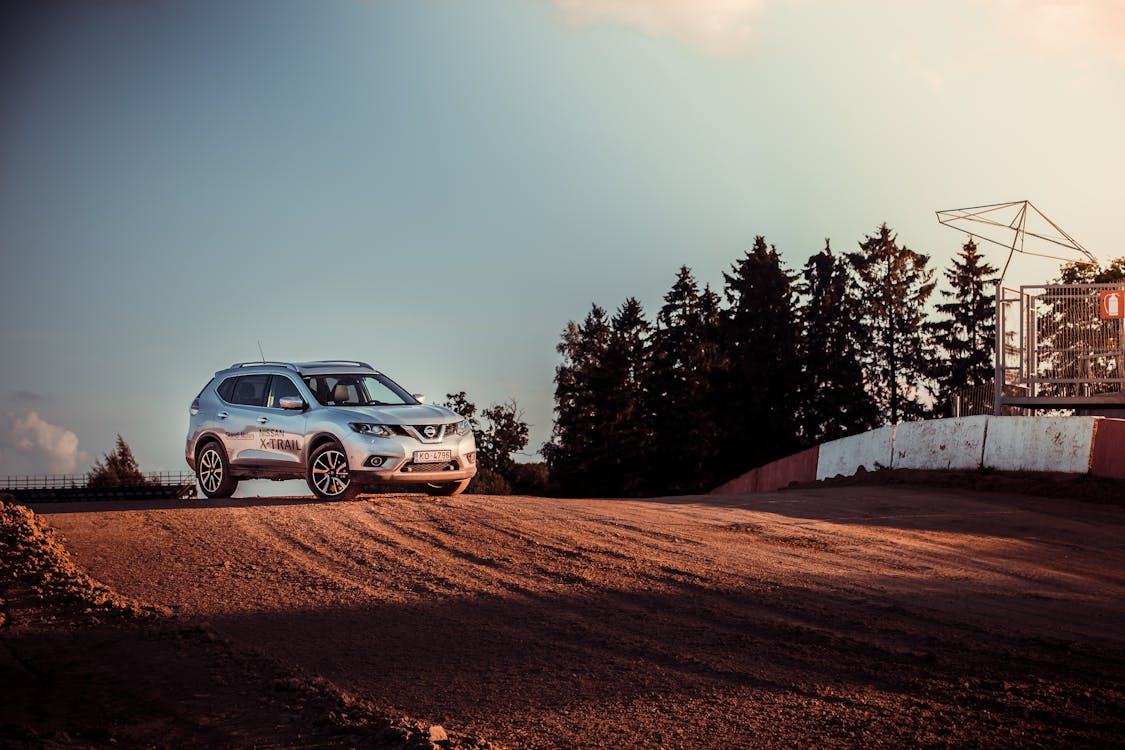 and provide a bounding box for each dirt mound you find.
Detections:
[0,496,168,624]
[0,496,500,749]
